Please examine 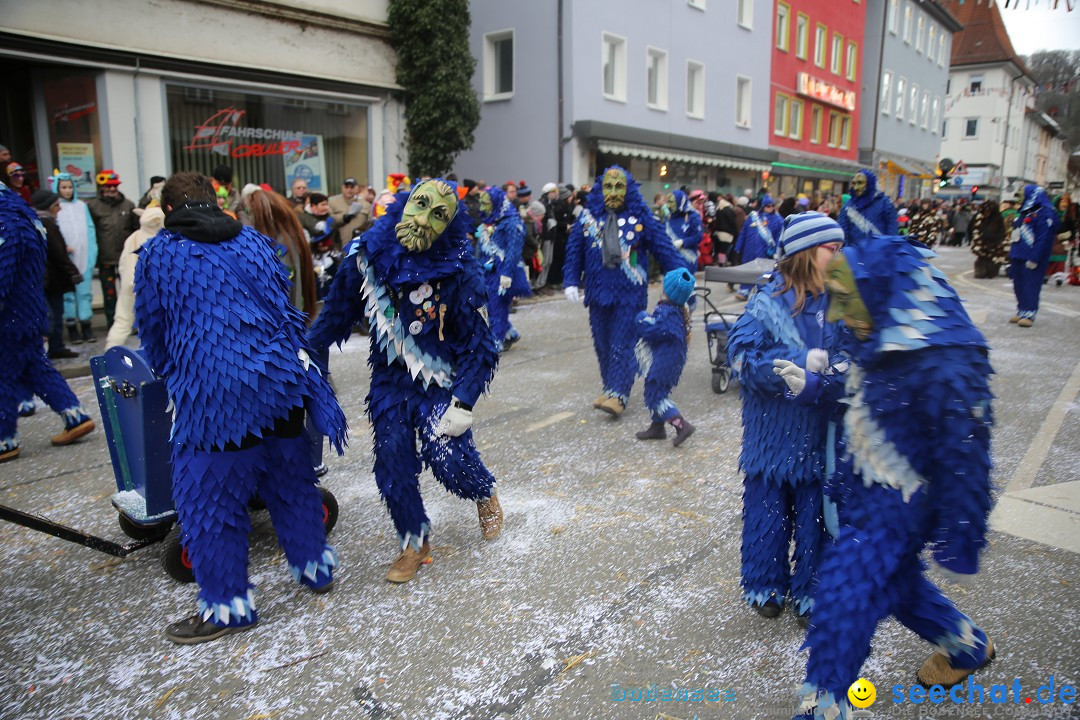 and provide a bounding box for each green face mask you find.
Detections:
[602,169,627,211]
[825,253,873,340]
[479,190,493,217]
[850,173,867,197]
[666,193,677,214]
[395,181,457,253]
